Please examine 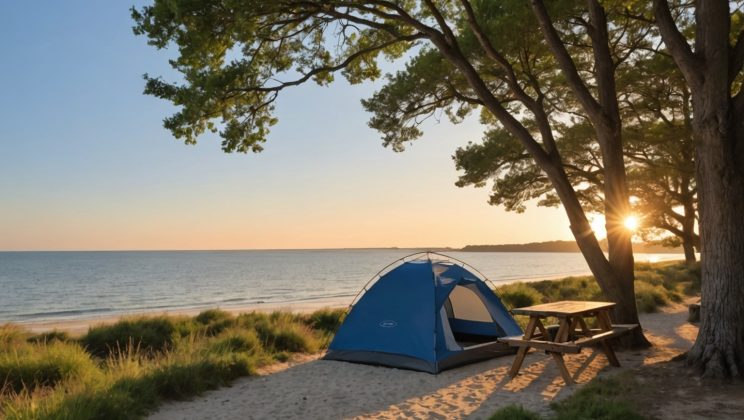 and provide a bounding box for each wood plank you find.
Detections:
[574,325,639,347]
[511,300,616,317]
[555,317,570,343]
[499,337,582,354]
